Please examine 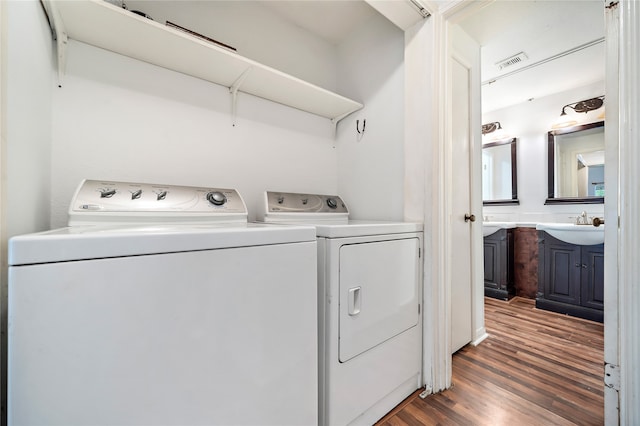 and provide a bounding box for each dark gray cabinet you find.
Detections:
[483,228,514,300]
[581,245,605,311]
[536,231,604,322]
